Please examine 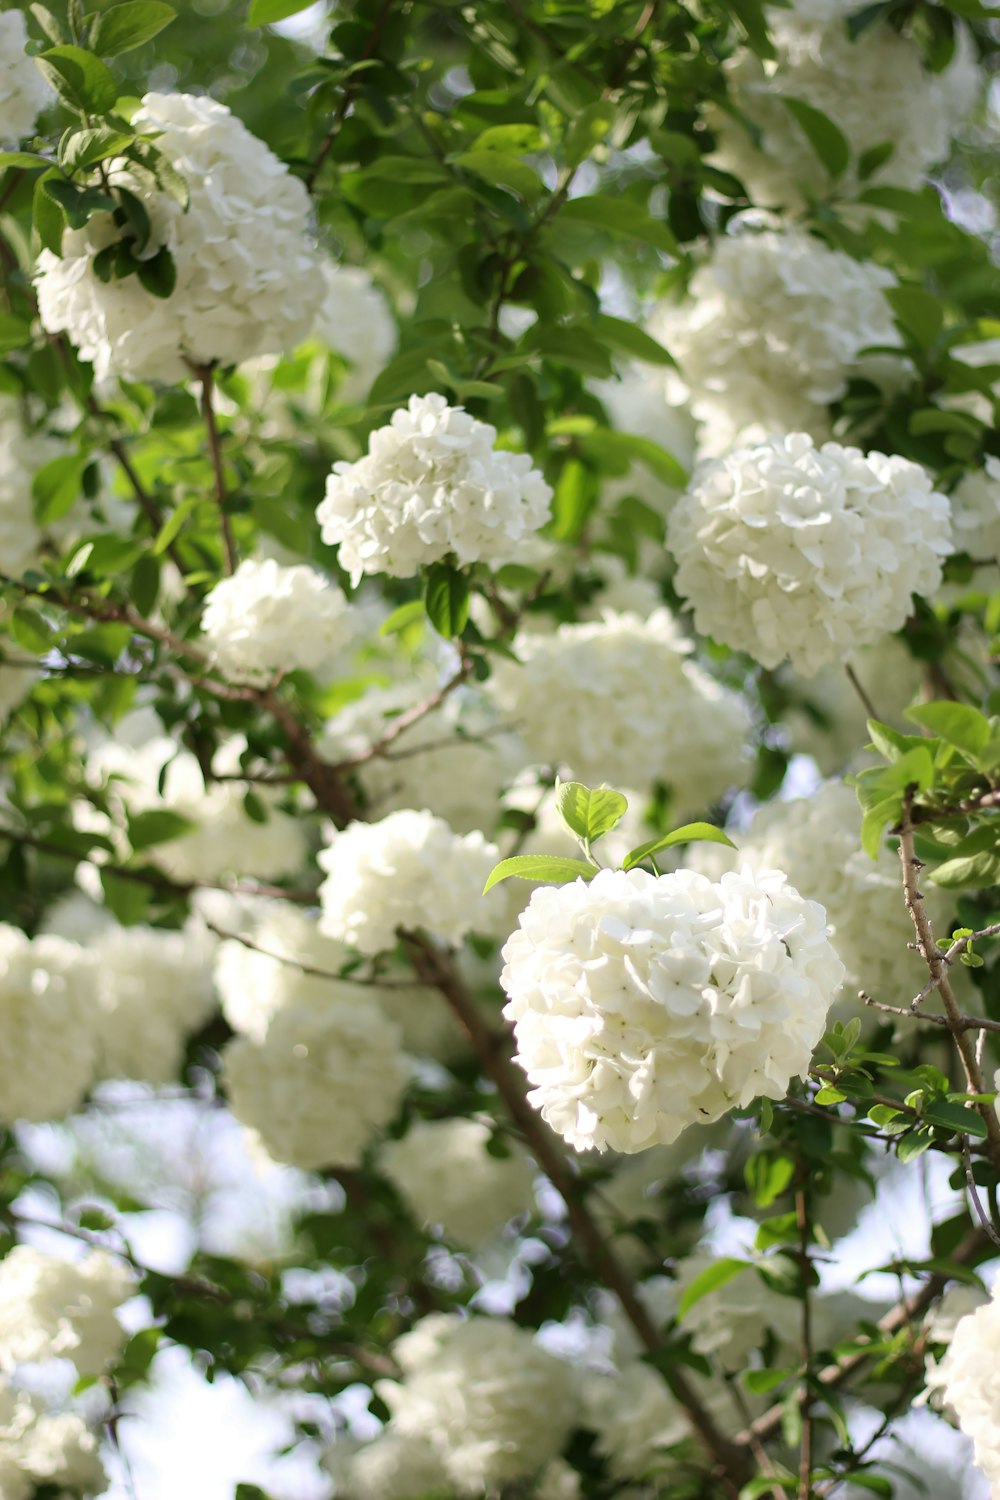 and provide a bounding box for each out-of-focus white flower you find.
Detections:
[668,434,952,676]
[0,1246,133,1374]
[501,866,843,1153]
[0,399,62,576]
[317,809,500,955]
[376,1314,579,1493]
[651,229,901,450]
[320,681,525,835]
[591,1136,708,1267]
[222,995,410,1170]
[313,262,398,401]
[0,1383,107,1500]
[950,456,1000,565]
[200,558,356,685]
[675,1252,800,1370]
[929,1274,1000,1490]
[711,2,982,206]
[317,393,552,583]
[591,363,697,517]
[582,1363,688,1479]
[488,610,752,809]
[323,1429,450,1500]
[93,920,216,1083]
[0,926,98,1124]
[379,1118,535,1246]
[780,635,924,774]
[0,12,52,142]
[36,92,322,383]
